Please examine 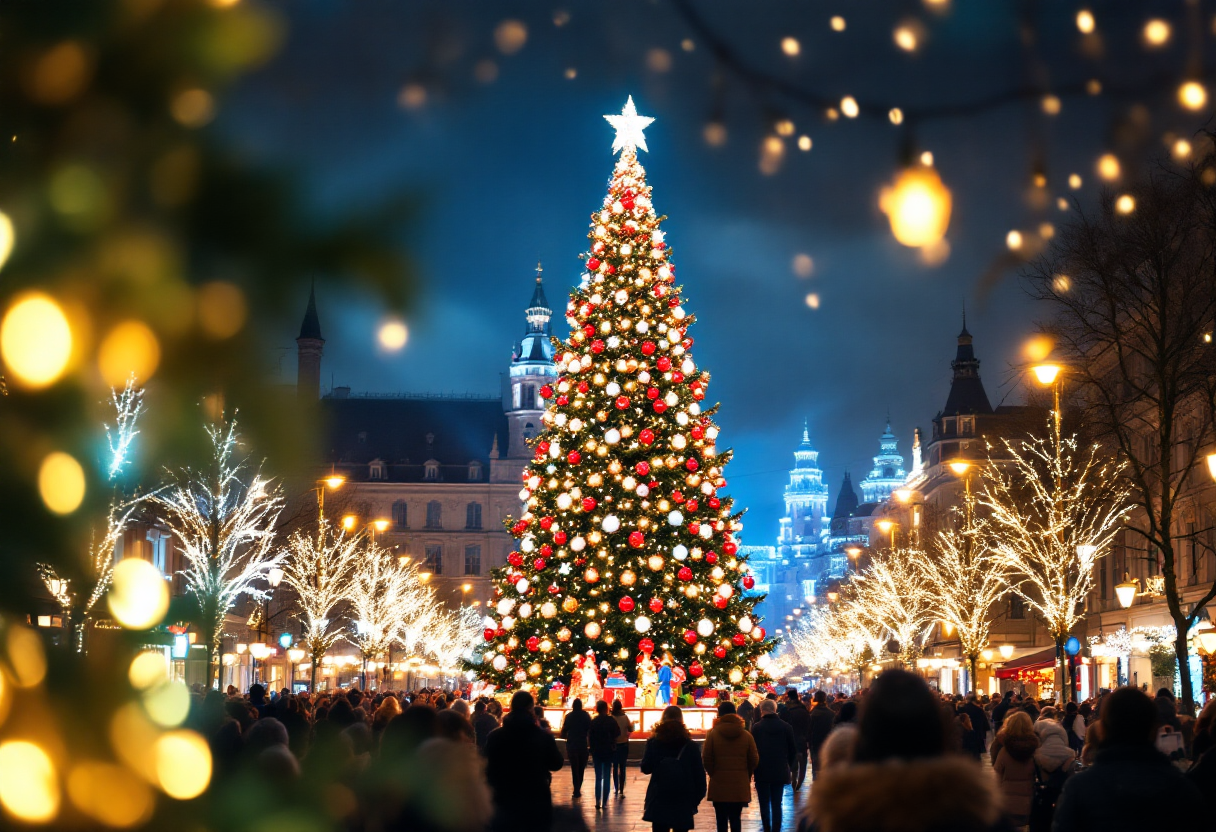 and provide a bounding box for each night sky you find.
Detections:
[225,0,1210,542]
